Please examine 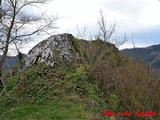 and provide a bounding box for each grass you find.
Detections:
[0,64,95,120]
[0,97,90,120]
